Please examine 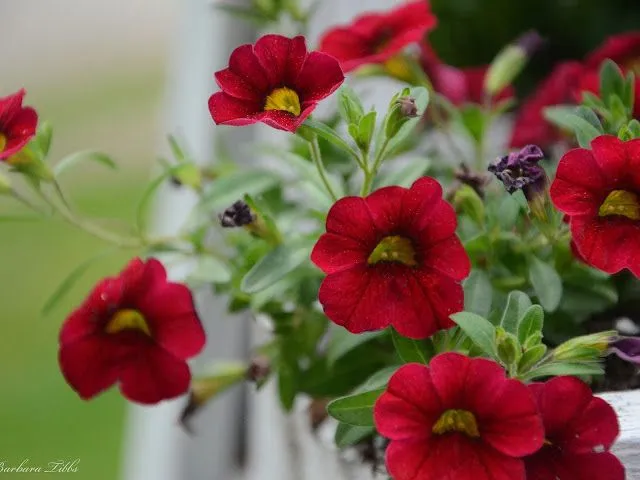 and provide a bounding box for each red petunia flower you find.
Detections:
[58,258,206,404]
[420,43,515,106]
[374,353,544,480]
[550,135,640,277]
[578,32,640,117]
[318,1,437,73]
[310,177,470,339]
[0,89,38,160]
[524,376,624,480]
[509,62,583,148]
[208,34,344,132]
